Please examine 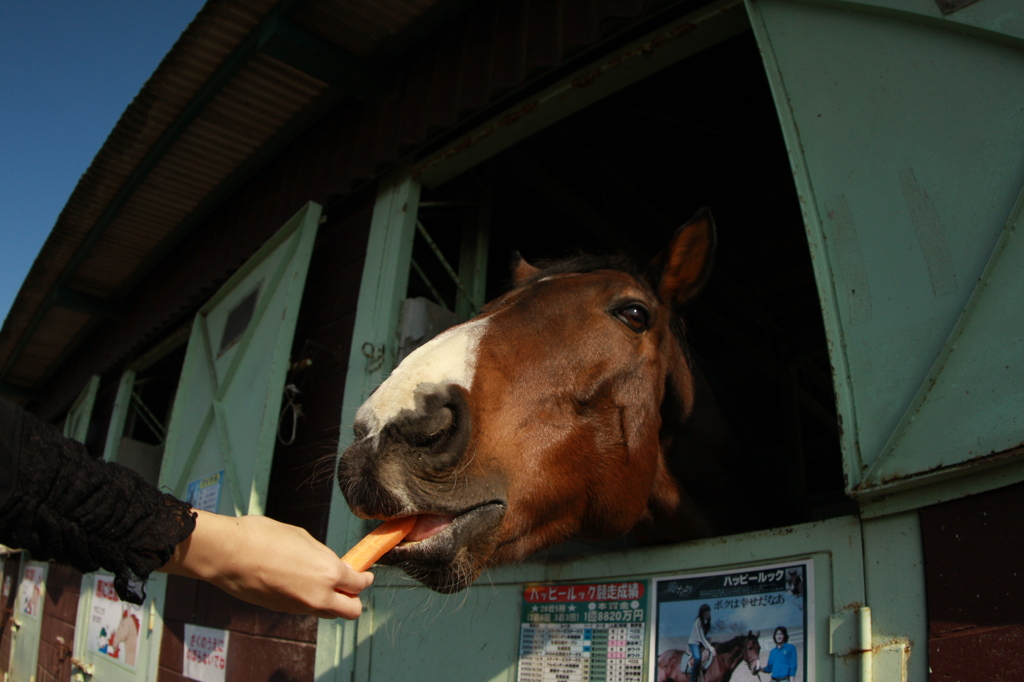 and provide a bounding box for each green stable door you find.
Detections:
[66,202,322,682]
